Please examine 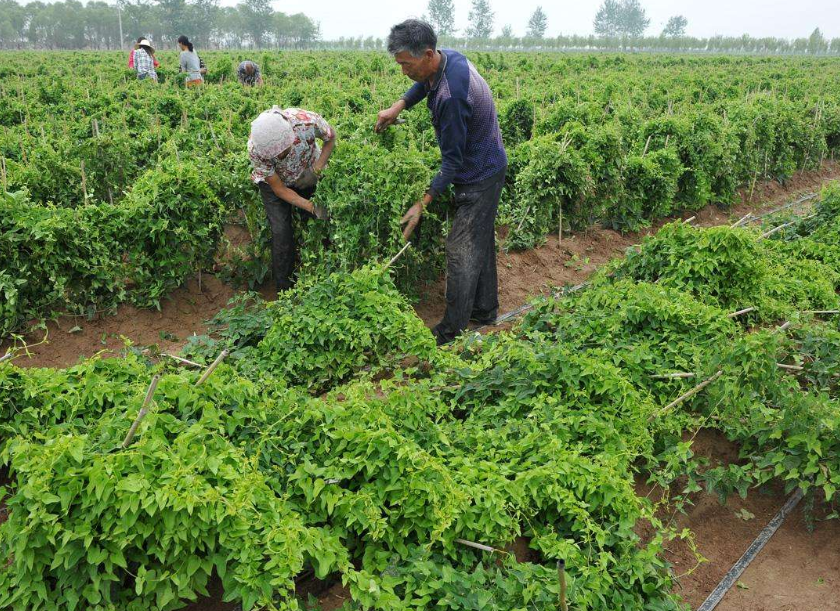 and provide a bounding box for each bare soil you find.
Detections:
[3,163,840,610]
